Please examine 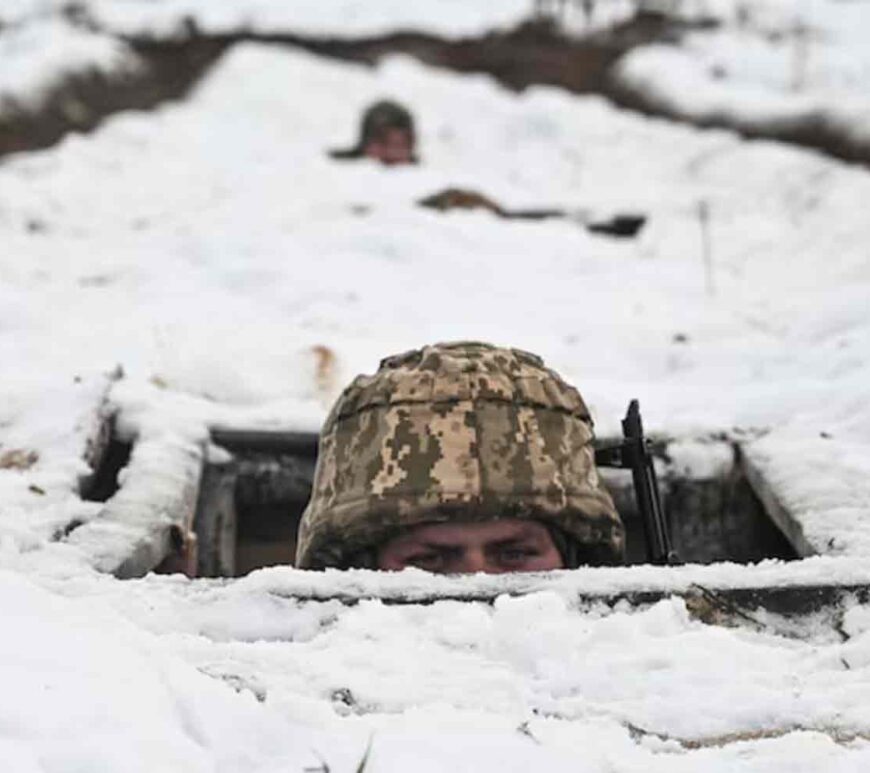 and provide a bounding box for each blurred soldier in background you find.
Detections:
[330,105,645,236]
[296,341,624,574]
[329,99,417,165]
